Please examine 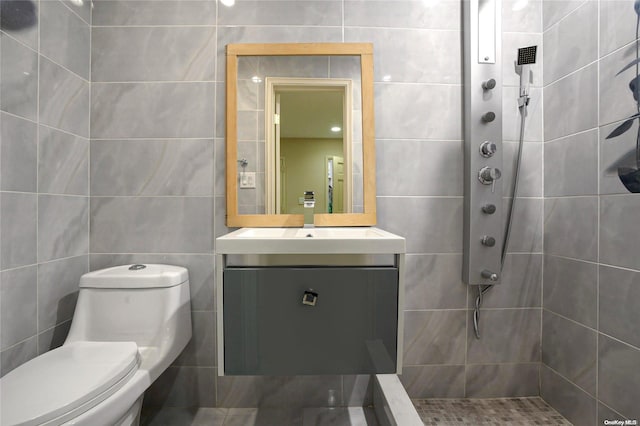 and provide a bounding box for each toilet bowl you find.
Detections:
[0,264,192,426]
